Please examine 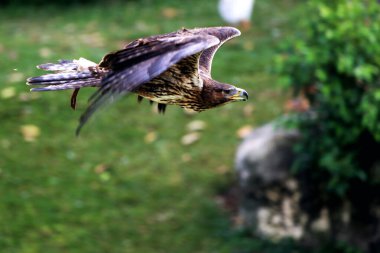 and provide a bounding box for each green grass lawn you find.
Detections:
[0,1,300,252]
